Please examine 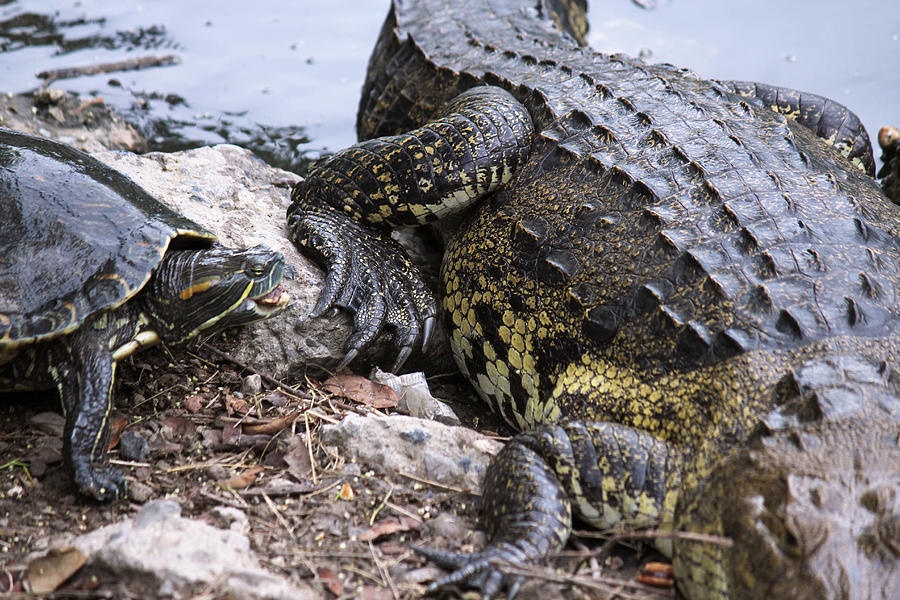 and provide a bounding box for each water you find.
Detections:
[1,1,898,173]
